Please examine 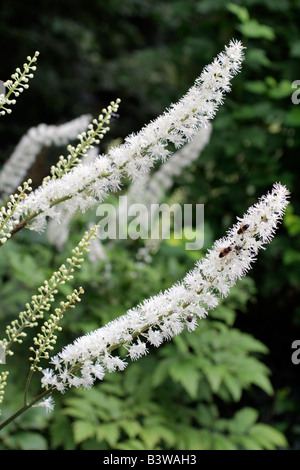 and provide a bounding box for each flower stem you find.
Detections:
[0,387,53,432]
